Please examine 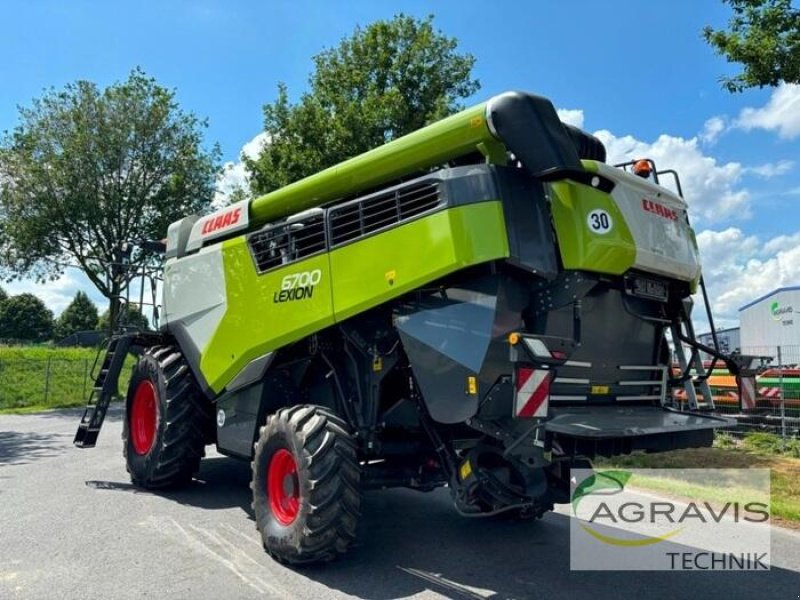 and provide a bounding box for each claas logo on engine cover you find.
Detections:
[202,207,243,235]
[641,198,678,221]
